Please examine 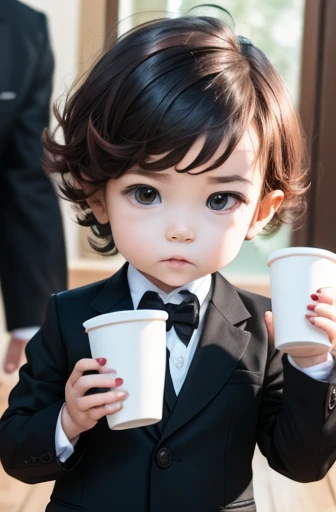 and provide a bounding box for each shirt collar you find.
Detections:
[127,264,212,309]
